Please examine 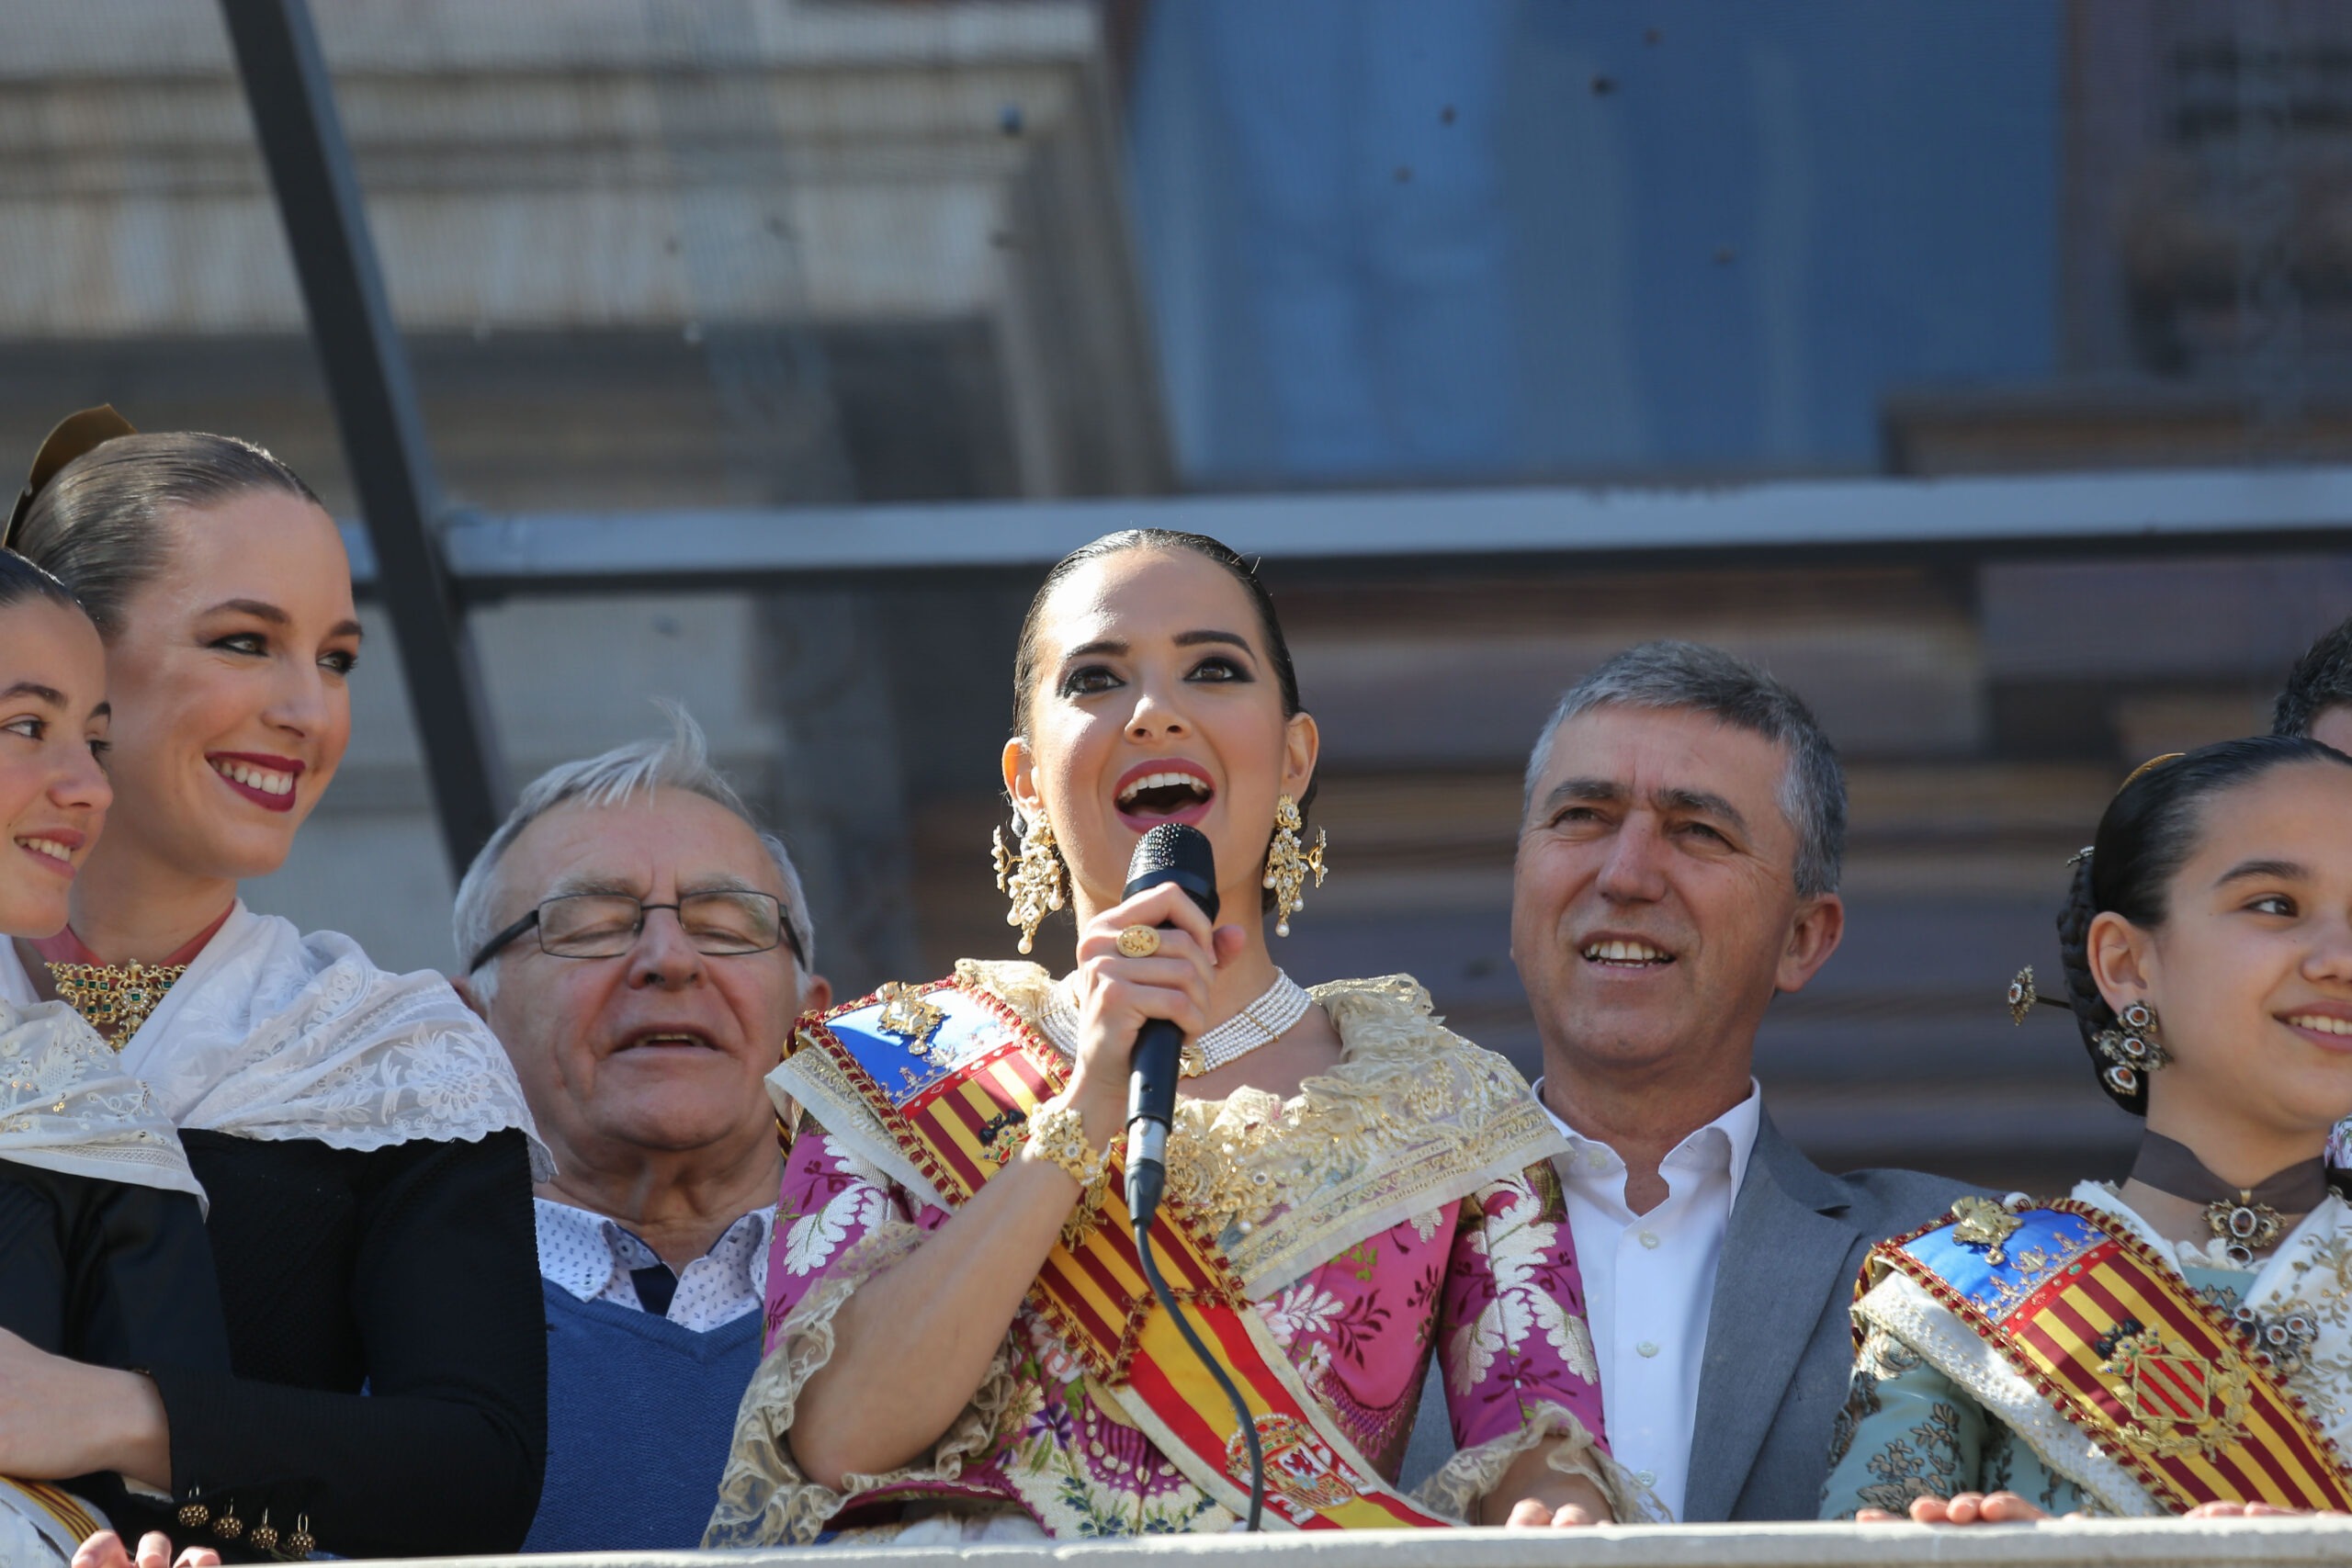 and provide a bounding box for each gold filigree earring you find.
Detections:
[1262,794,1326,937]
[2093,999,2169,1097]
[991,810,1067,954]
